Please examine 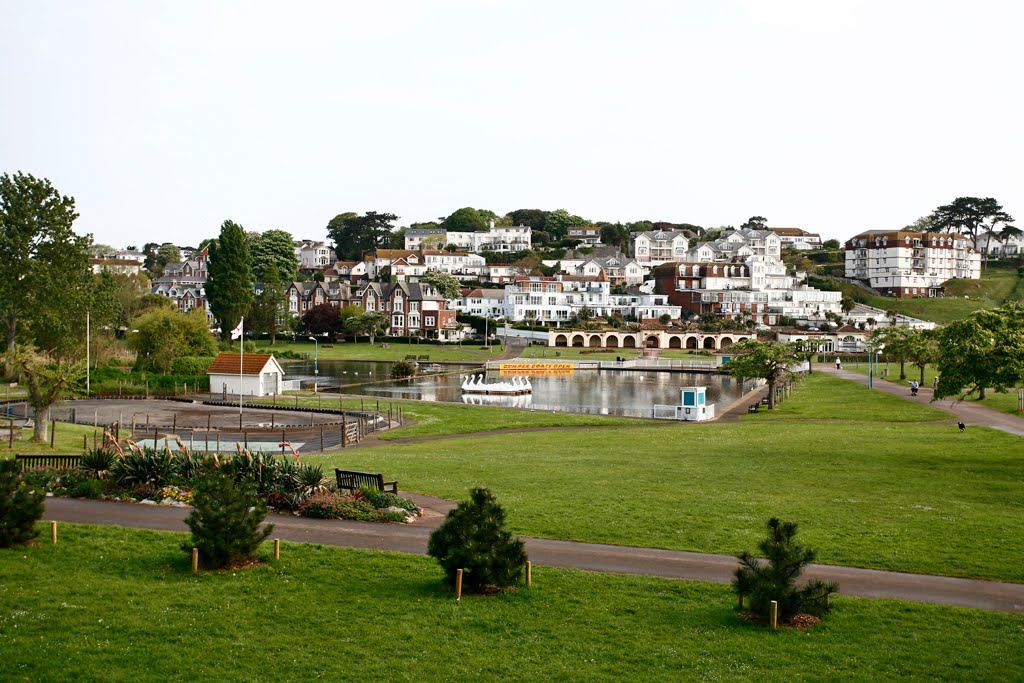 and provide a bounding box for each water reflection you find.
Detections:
[285,359,754,419]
